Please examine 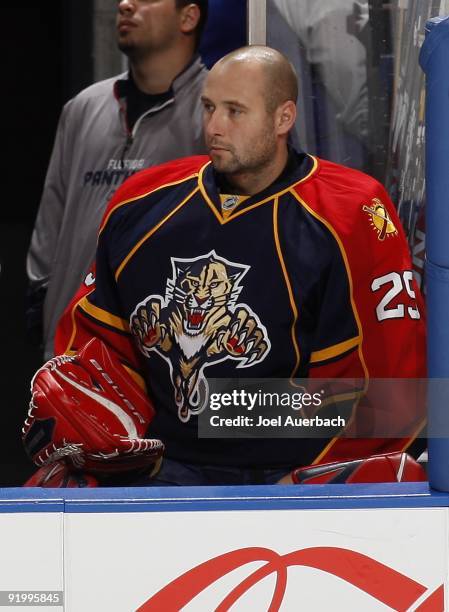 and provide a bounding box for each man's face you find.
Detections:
[201,62,278,178]
[117,0,182,57]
